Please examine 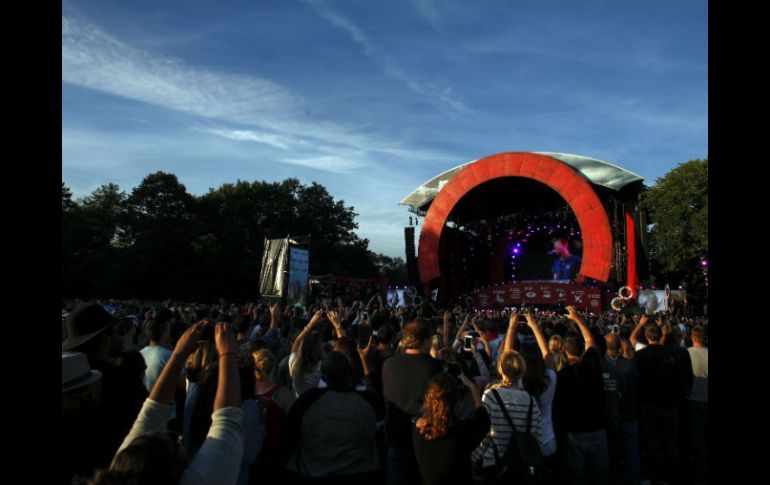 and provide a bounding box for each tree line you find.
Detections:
[641,158,708,310]
[62,172,408,301]
[63,158,707,306]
